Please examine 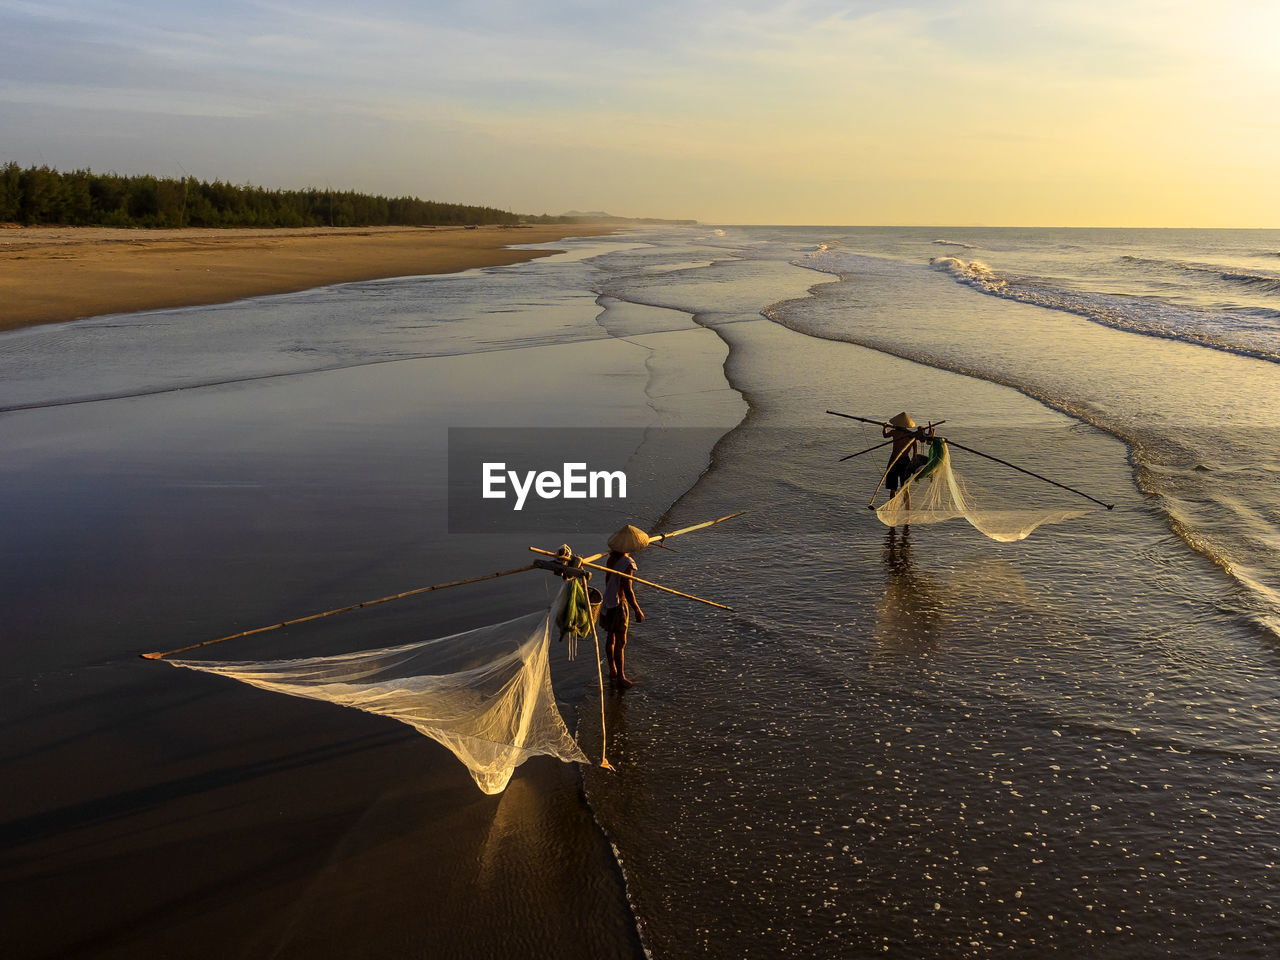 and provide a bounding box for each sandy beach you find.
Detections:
[0,223,616,332]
